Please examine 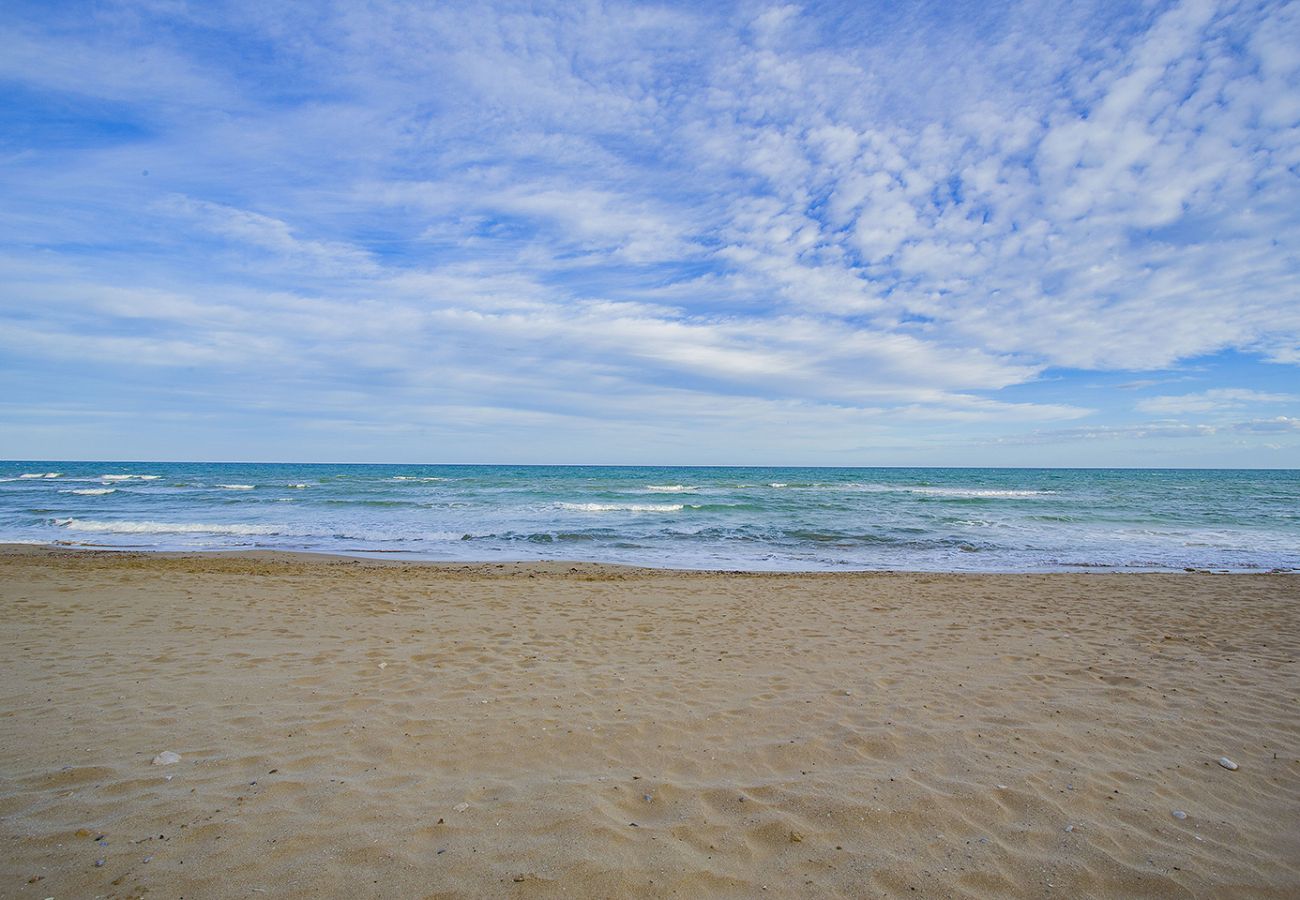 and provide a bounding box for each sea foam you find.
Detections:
[60,488,117,496]
[906,487,1056,498]
[558,502,684,512]
[53,518,280,536]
